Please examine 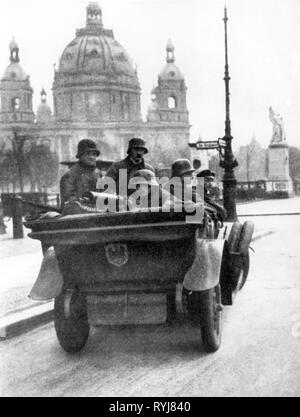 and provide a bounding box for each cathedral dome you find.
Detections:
[58,31,136,79]
[55,2,138,84]
[53,3,141,122]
